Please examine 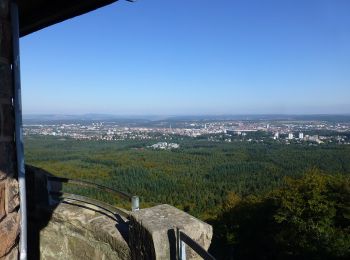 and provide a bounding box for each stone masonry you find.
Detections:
[38,200,131,260]
[0,0,20,259]
[129,204,213,260]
